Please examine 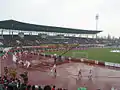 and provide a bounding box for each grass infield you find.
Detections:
[45,48,120,63]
